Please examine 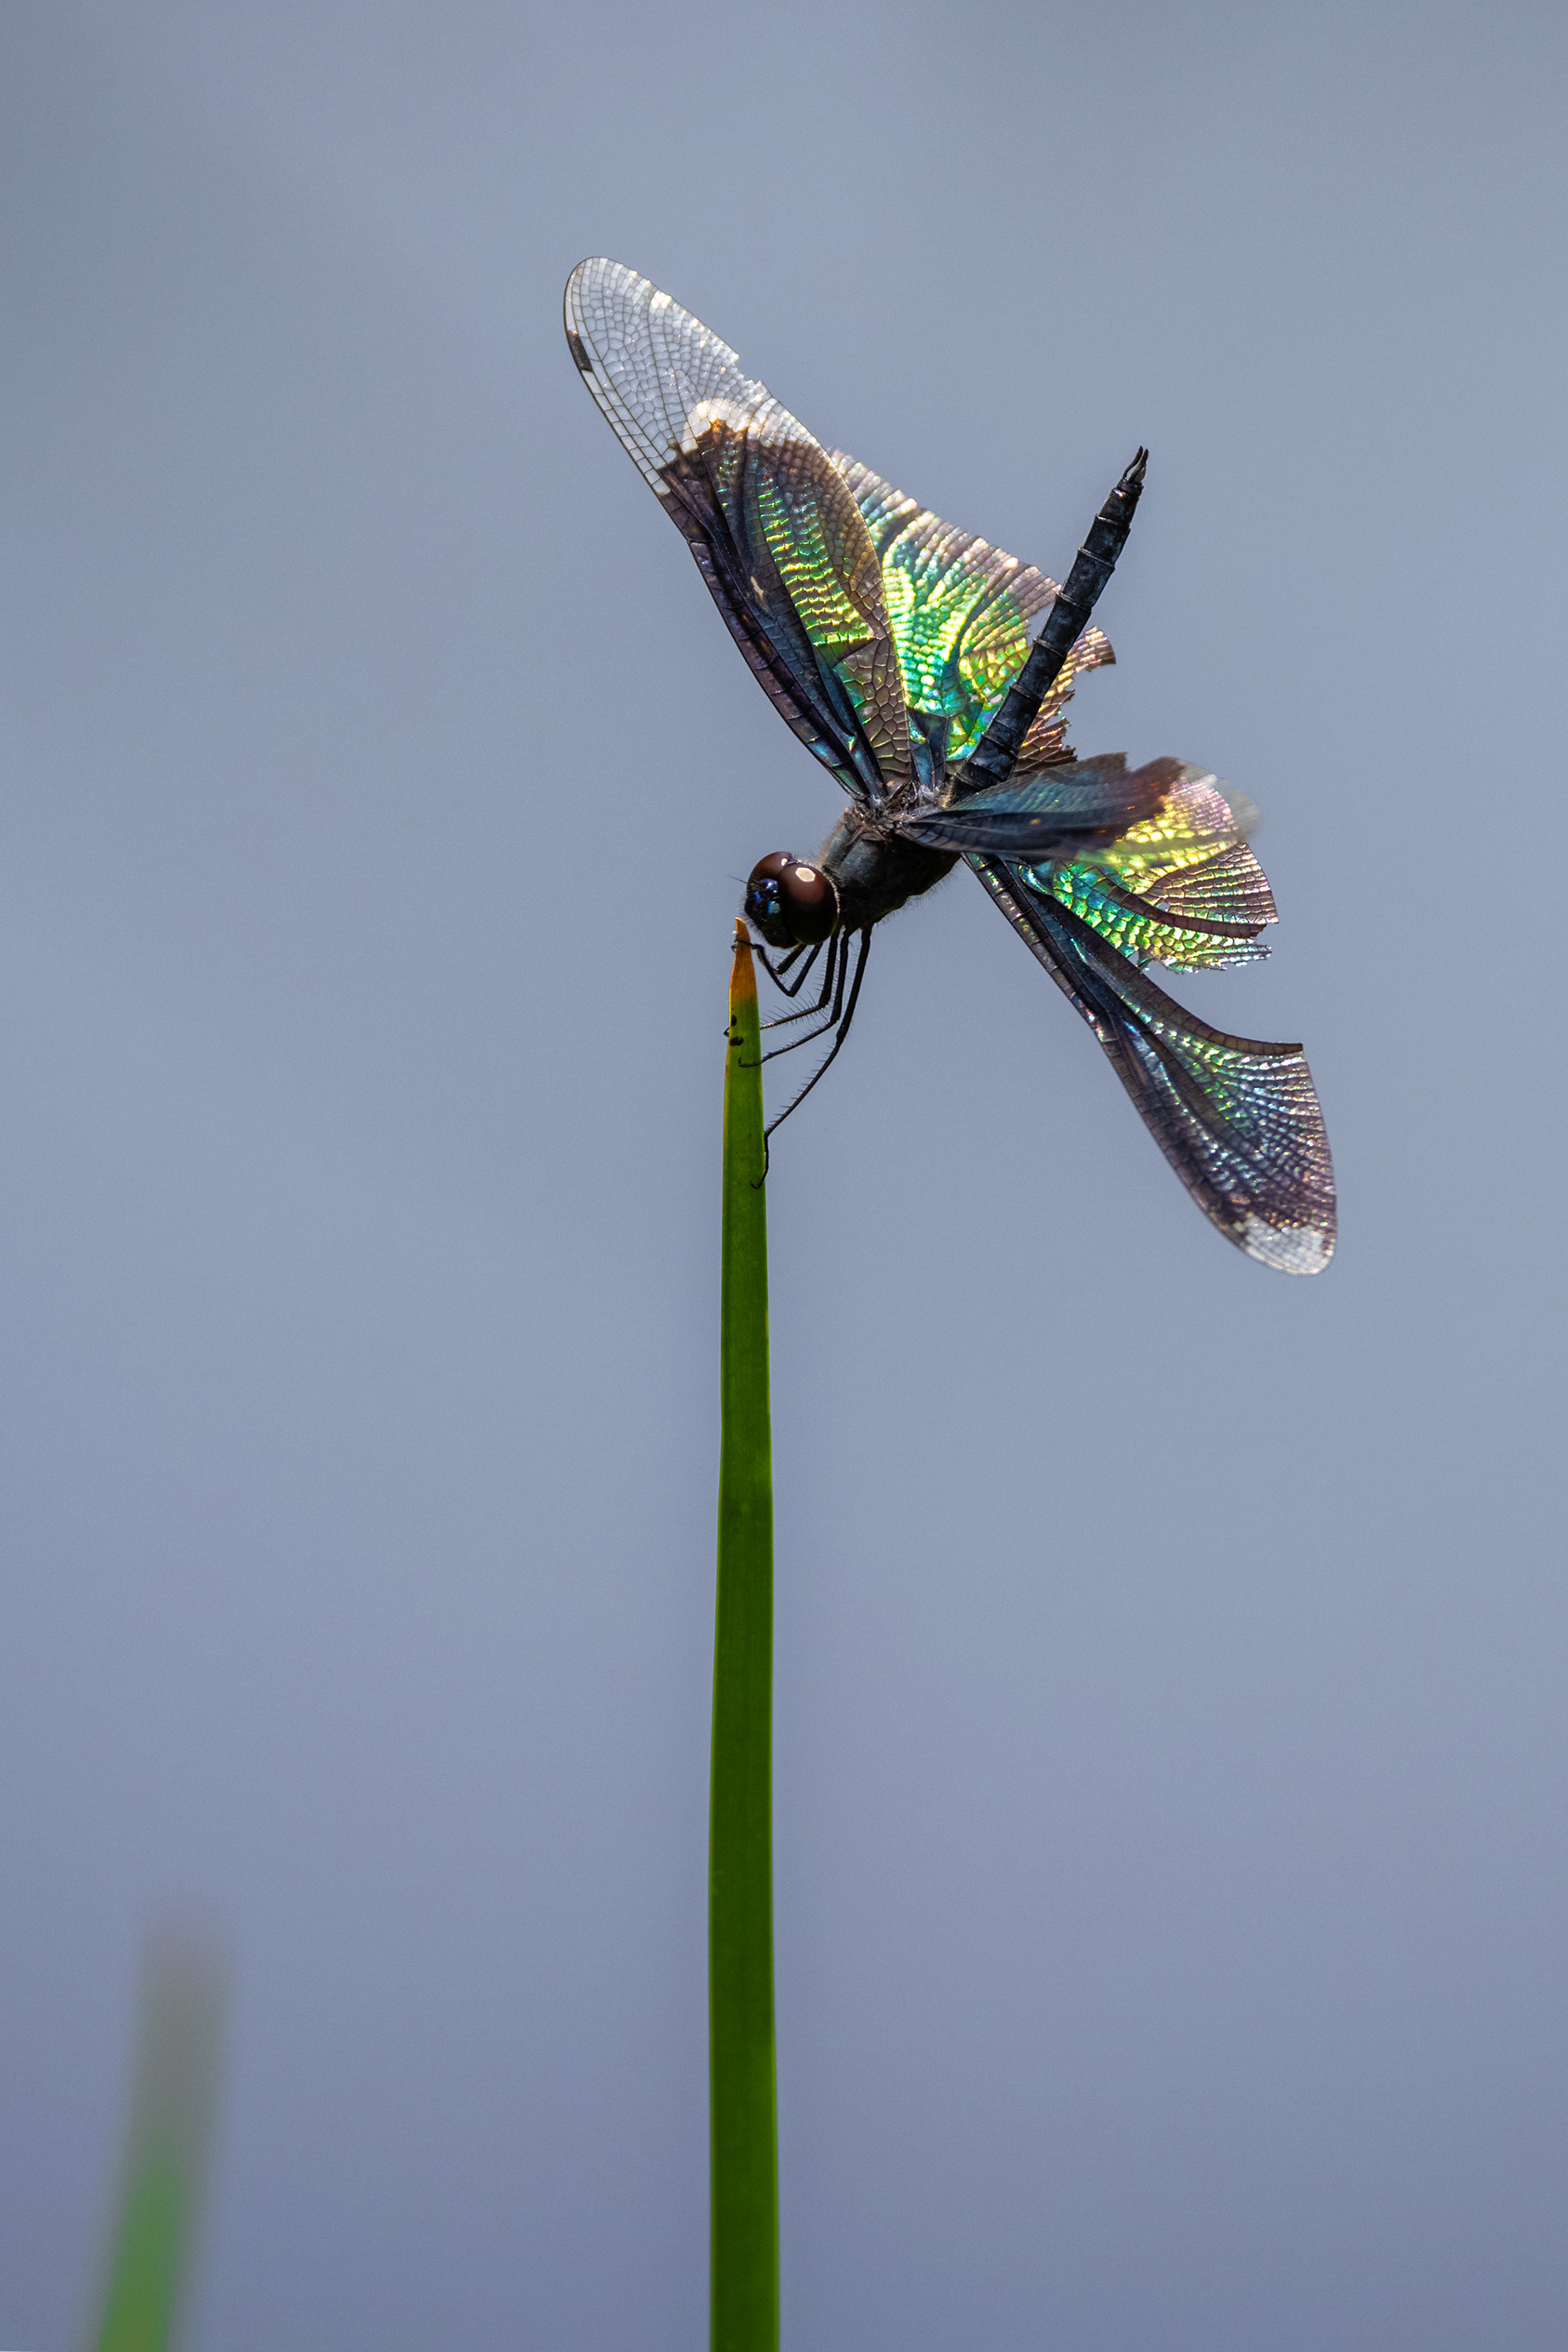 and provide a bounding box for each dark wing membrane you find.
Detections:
[972,856,1335,1272]
[565,259,910,804]
[831,455,1112,789]
[893,752,1172,856]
